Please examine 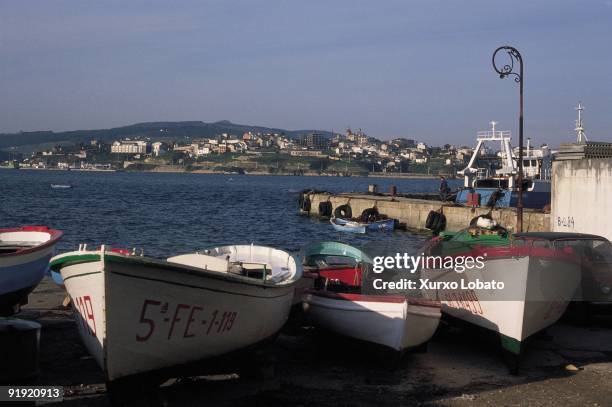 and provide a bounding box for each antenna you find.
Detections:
[575,102,588,143]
